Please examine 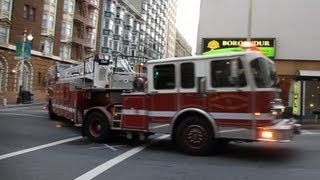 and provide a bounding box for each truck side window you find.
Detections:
[250,57,278,88]
[181,62,195,88]
[211,59,246,88]
[238,62,247,87]
[153,64,175,89]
